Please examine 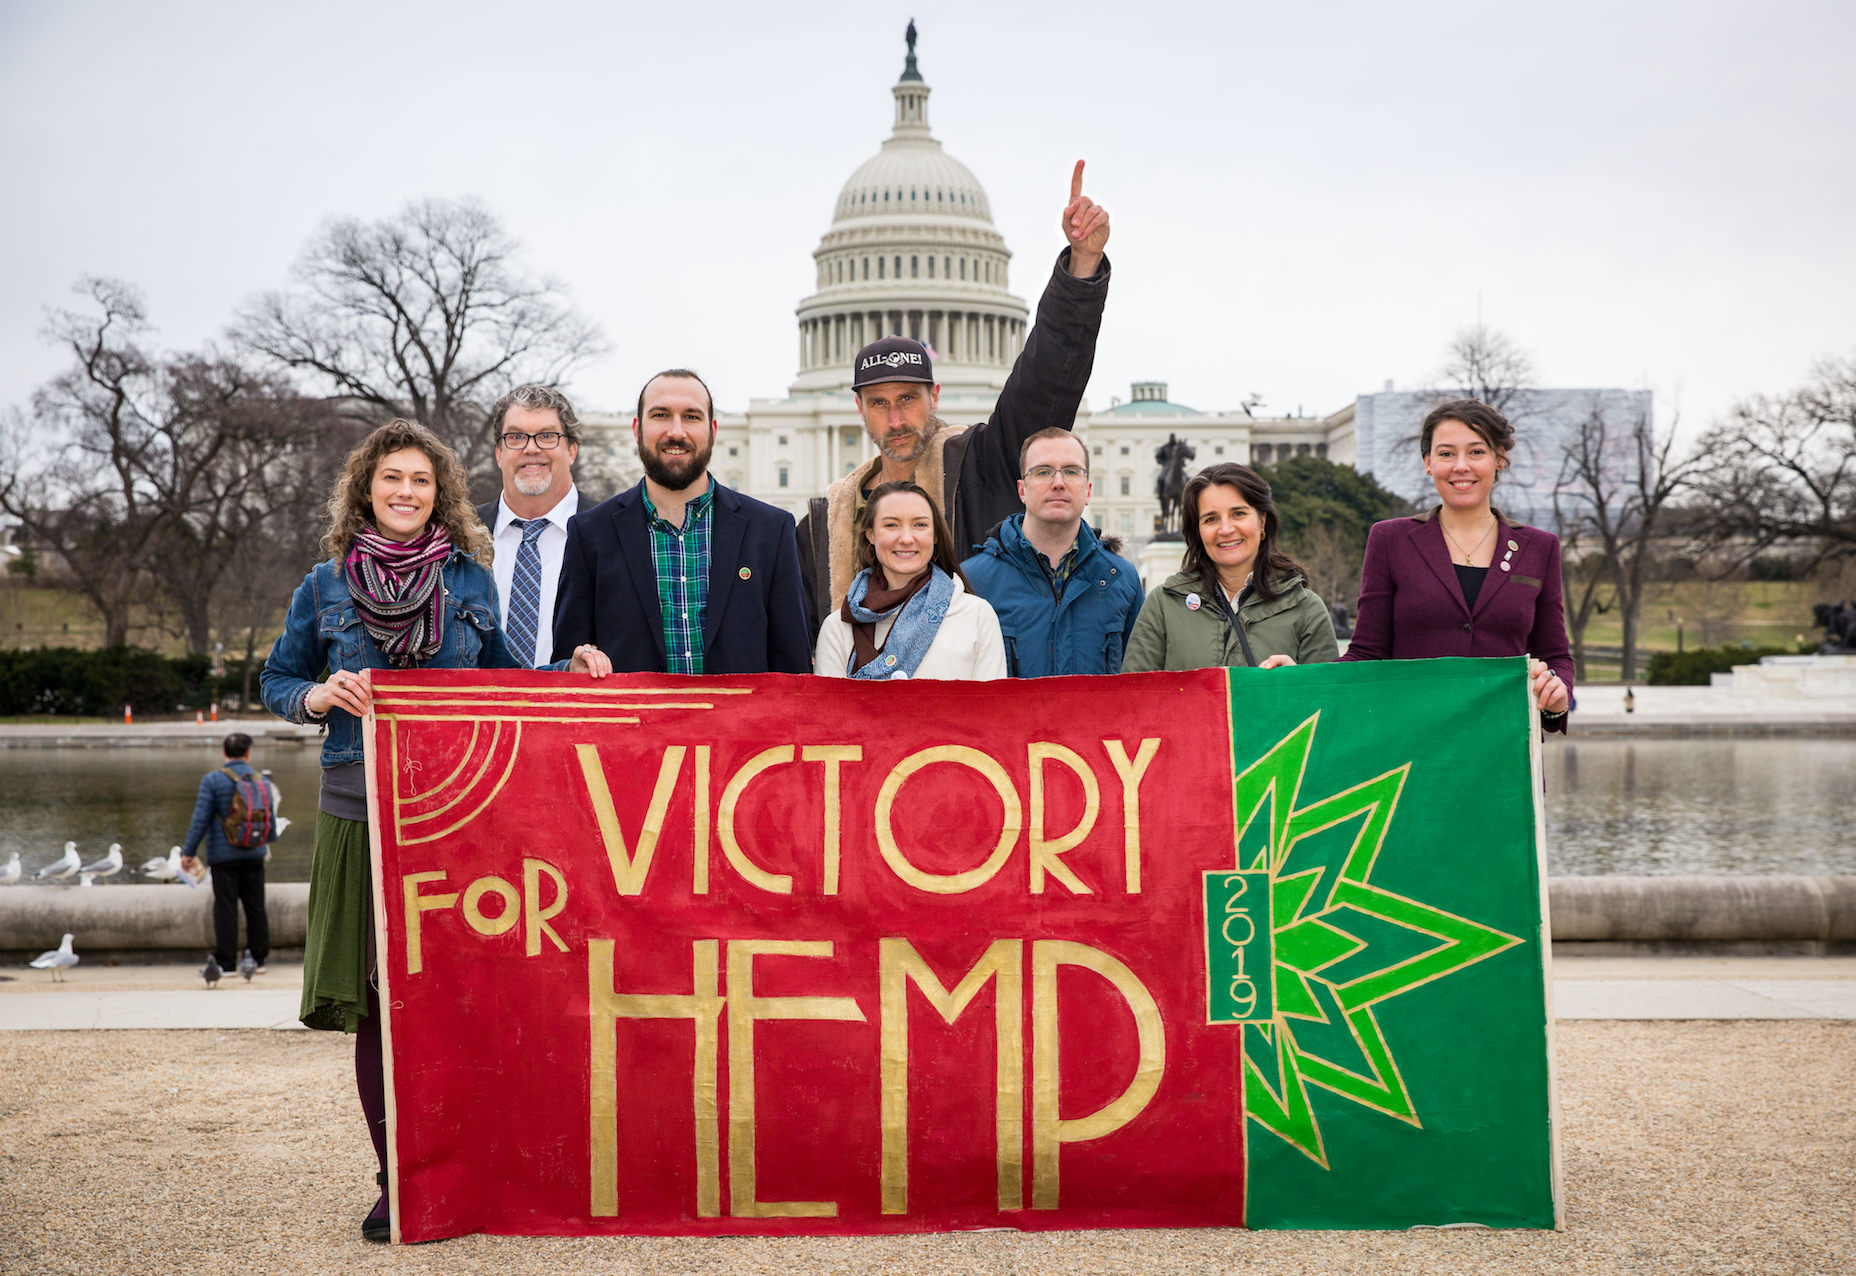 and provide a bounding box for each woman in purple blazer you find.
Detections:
[1342,399,1575,732]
